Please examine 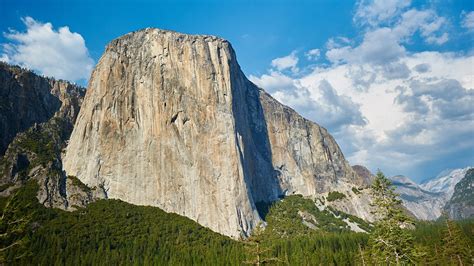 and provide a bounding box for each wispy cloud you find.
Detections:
[305,49,320,61]
[461,11,474,32]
